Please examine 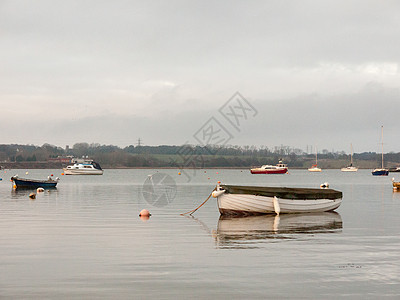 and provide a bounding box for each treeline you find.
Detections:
[0,144,64,162]
[1,143,400,168]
